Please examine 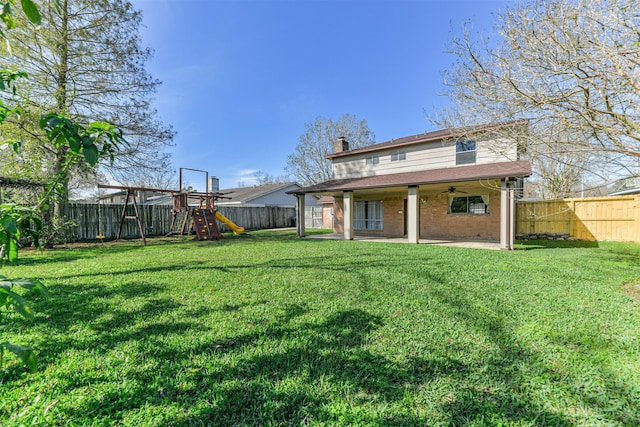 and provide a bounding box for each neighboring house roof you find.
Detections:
[99,190,168,202]
[290,160,532,195]
[144,195,174,205]
[316,196,335,204]
[98,190,127,200]
[218,182,310,206]
[609,187,640,196]
[327,120,528,159]
[96,183,314,206]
